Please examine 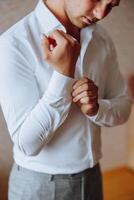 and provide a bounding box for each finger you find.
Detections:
[73,77,93,90]
[72,83,98,96]
[53,30,77,42]
[63,32,78,44]
[41,33,57,47]
[72,84,89,96]
[73,92,98,103]
[81,103,99,116]
[80,97,98,104]
[47,37,57,48]
[49,29,67,45]
[41,36,51,58]
[80,97,90,104]
[72,87,98,98]
[81,103,94,114]
[88,90,98,97]
[52,30,79,47]
[72,90,88,102]
[75,96,98,104]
